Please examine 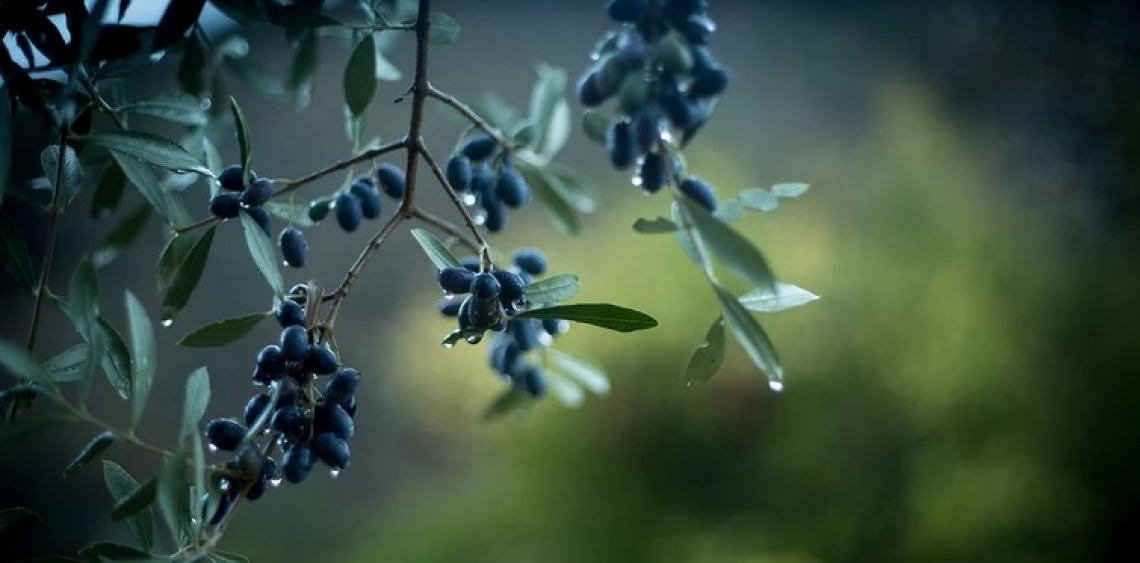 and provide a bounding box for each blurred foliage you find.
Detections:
[218,84,1139,562]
